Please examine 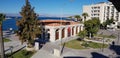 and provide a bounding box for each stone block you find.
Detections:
[53,49,60,57]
